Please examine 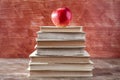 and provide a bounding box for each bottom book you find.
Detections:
[29,71,93,77]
